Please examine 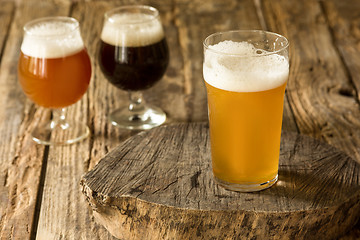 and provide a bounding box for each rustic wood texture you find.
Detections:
[35,1,121,239]
[322,0,360,102]
[0,0,360,239]
[262,0,360,160]
[81,122,360,239]
[0,1,56,239]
